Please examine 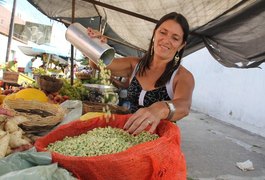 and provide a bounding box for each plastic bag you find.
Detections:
[59,100,83,125]
[0,163,76,180]
[0,147,51,175]
[0,147,75,180]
